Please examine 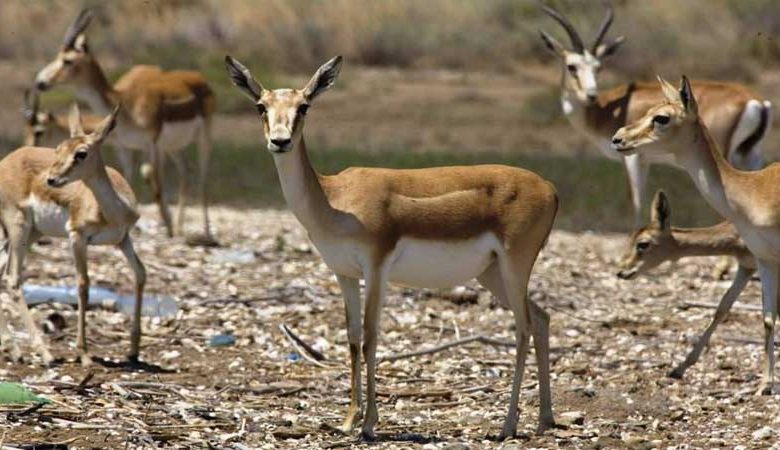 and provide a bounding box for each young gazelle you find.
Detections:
[617,190,755,378]
[540,3,771,224]
[0,104,146,366]
[34,9,217,245]
[225,56,559,439]
[22,89,102,147]
[612,76,780,394]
